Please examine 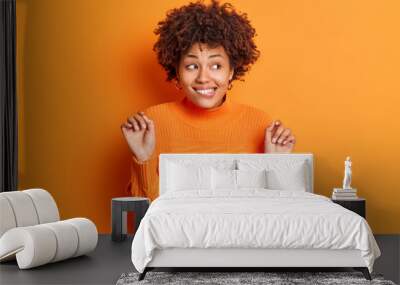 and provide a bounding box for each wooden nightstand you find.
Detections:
[332,198,366,218]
